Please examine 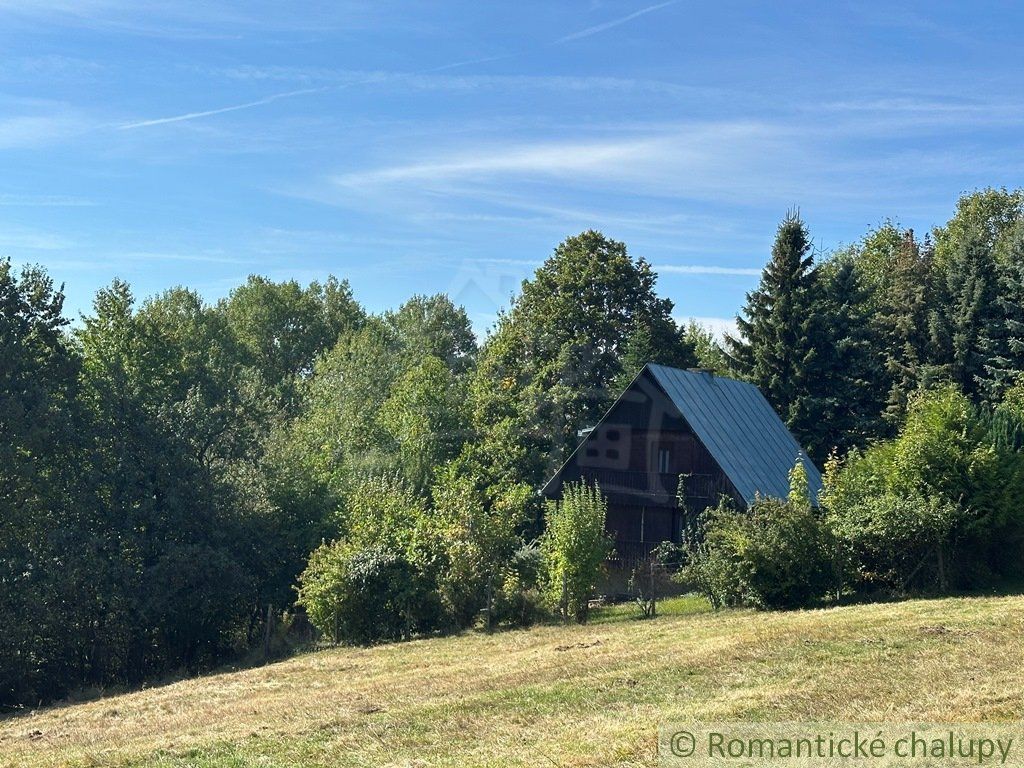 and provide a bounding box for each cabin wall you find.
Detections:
[543,371,742,567]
